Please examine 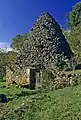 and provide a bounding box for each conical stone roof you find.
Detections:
[15,12,72,70]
